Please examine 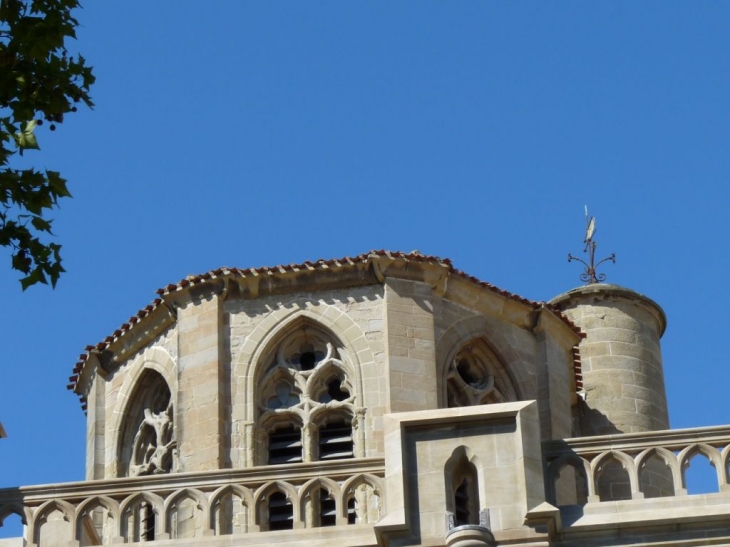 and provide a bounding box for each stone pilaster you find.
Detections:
[176,290,226,471]
[384,278,438,412]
